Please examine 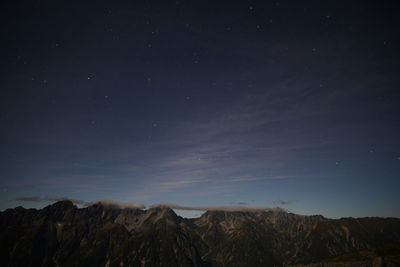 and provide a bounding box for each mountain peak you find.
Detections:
[49,200,75,208]
[43,200,76,213]
[147,206,177,217]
